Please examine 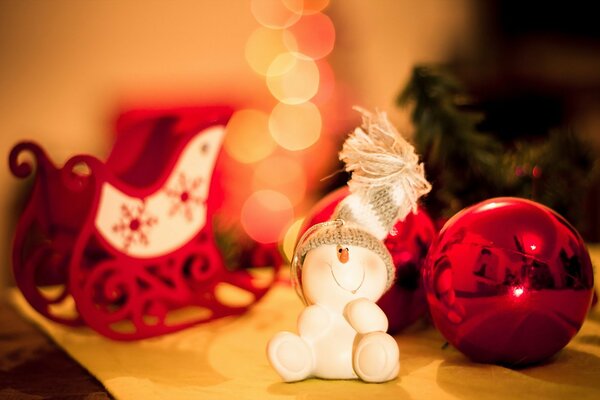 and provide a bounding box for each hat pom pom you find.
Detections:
[337,108,431,232]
